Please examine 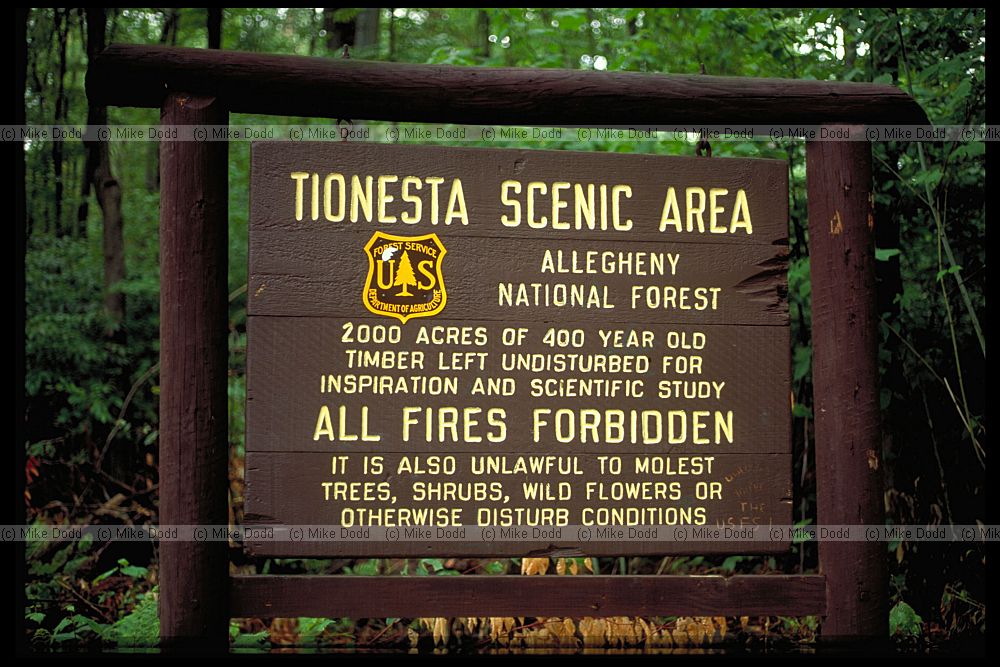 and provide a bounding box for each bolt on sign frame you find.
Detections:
[86,44,928,651]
